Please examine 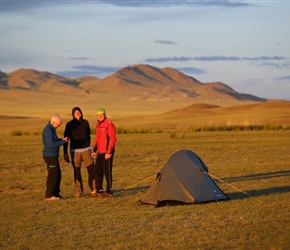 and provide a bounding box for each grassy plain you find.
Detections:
[1,96,290,135]
[0,130,289,249]
[0,96,289,249]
